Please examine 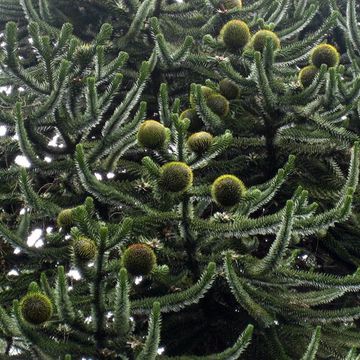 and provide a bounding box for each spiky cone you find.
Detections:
[311,44,340,68]
[159,162,193,193]
[20,293,53,325]
[180,108,204,133]
[206,94,230,117]
[220,20,251,50]
[219,78,240,100]
[211,174,246,207]
[252,30,281,52]
[122,244,156,276]
[73,236,97,261]
[137,120,167,149]
[221,0,242,10]
[190,86,216,108]
[299,65,319,88]
[57,208,74,229]
[187,132,213,154]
